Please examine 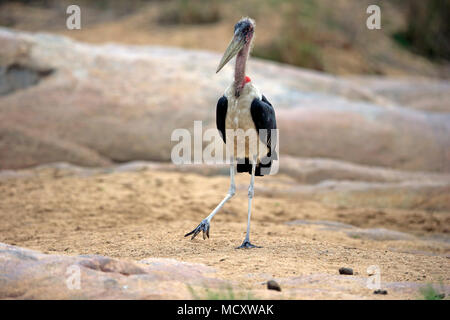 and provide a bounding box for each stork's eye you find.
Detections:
[234,20,253,35]
[242,25,252,35]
